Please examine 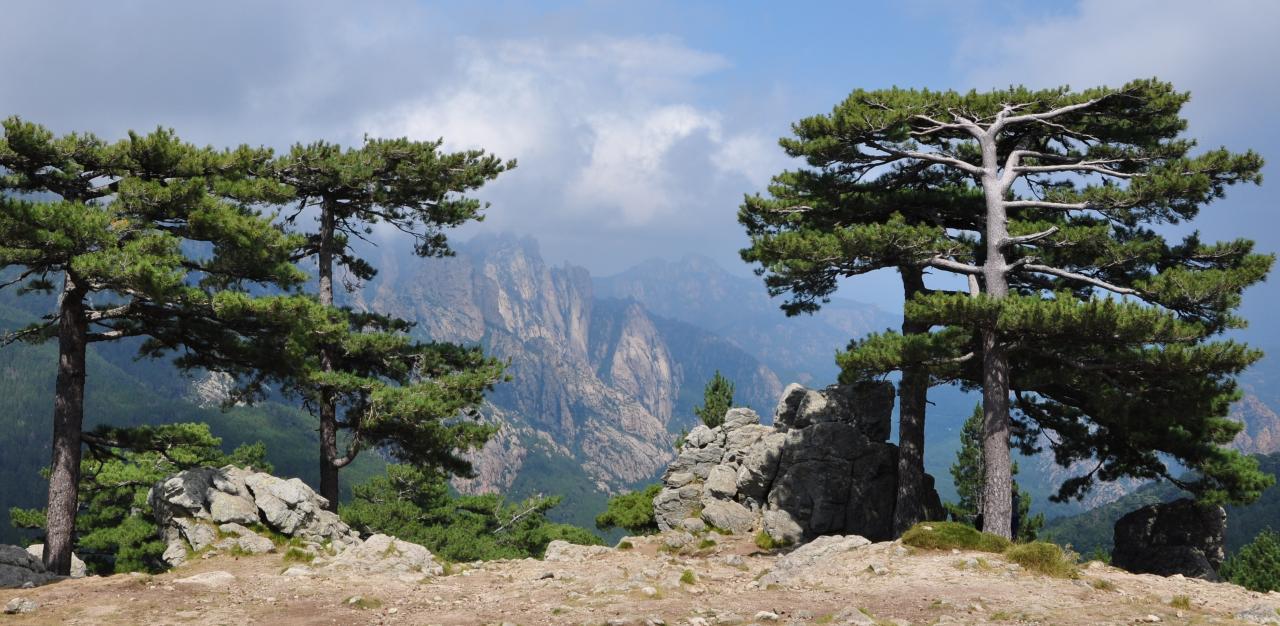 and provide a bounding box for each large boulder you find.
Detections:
[653,382,944,543]
[0,545,57,589]
[327,534,445,578]
[1111,498,1226,581]
[149,465,360,567]
[23,545,86,579]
